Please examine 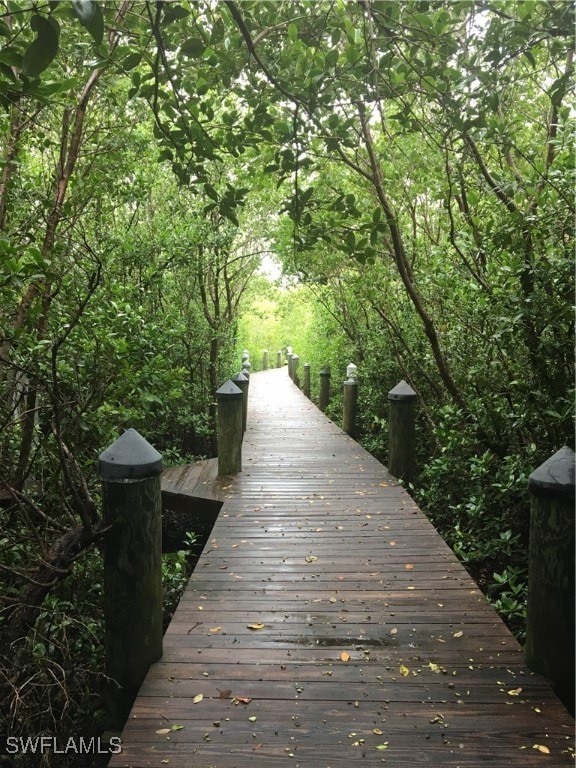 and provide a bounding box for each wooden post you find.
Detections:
[303,363,311,399]
[277,350,282,368]
[242,359,251,376]
[319,367,331,412]
[387,380,418,484]
[216,380,243,476]
[525,446,575,713]
[287,352,294,380]
[262,349,269,370]
[292,354,300,388]
[343,378,359,439]
[99,428,163,730]
[241,349,249,365]
[231,371,249,434]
